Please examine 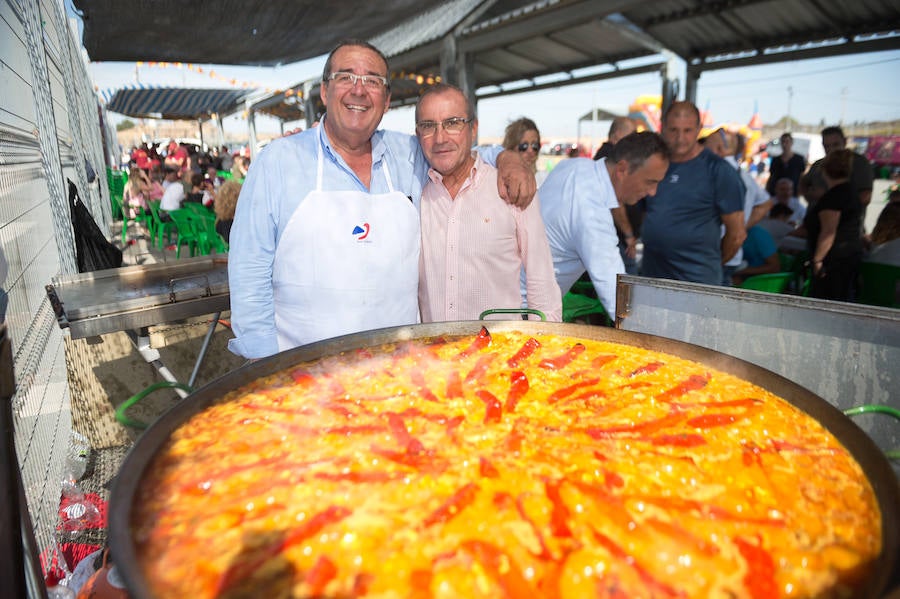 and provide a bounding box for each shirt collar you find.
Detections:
[318,113,387,165]
[426,151,481,187]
